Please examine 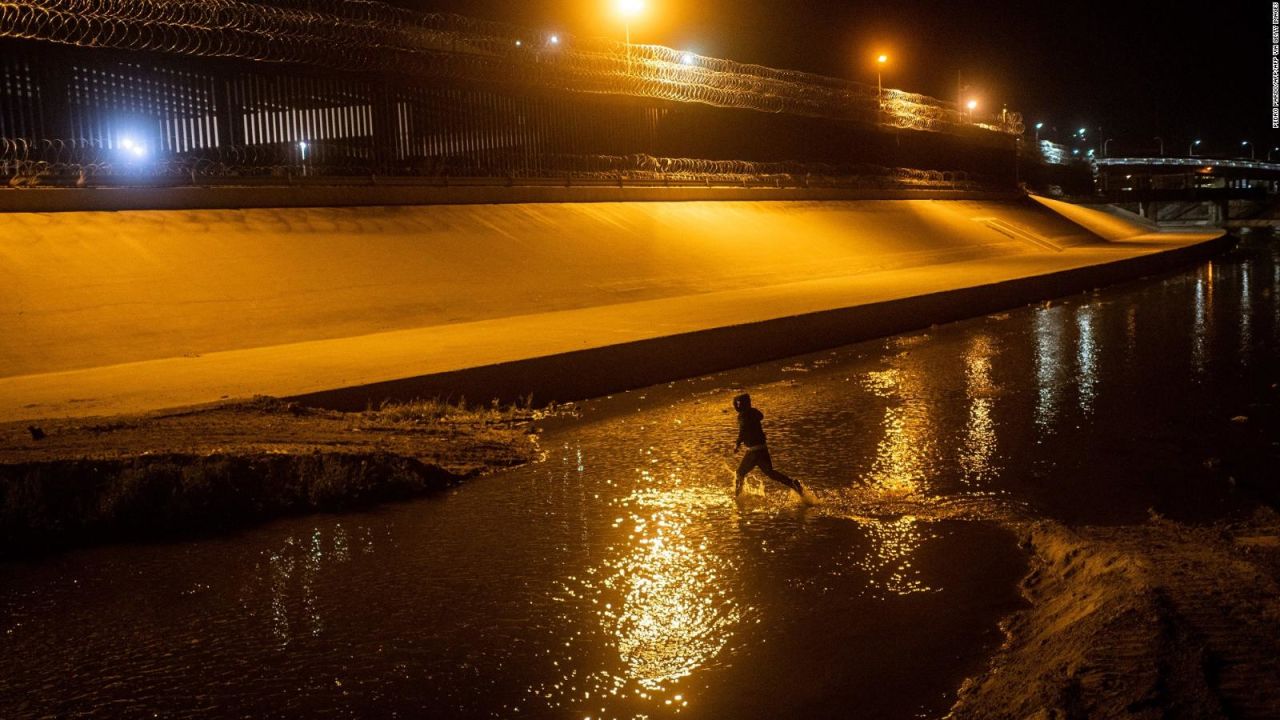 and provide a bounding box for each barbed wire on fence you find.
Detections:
[0,136,994,191]
[0,0,1022,135]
